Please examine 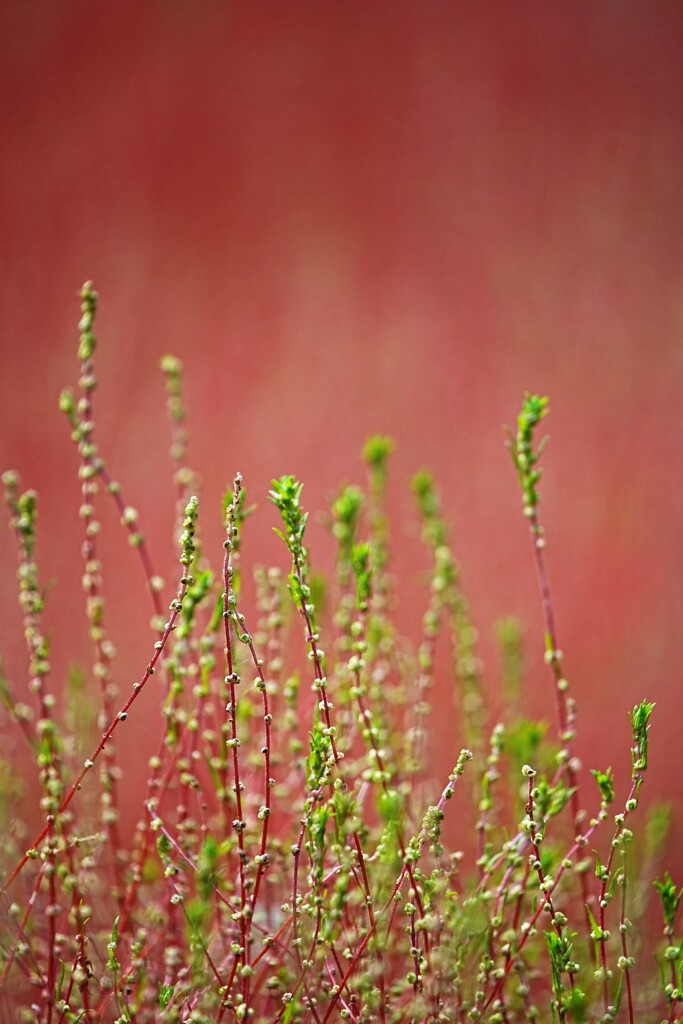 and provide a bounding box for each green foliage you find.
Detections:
[645,801,673,860]
[77,281,98,362]
[269,475,307,556]
[351,541,372,610]
[508,392,550,513]
[0,291,675,1024]
[654,872,682,933]
[629,699,655,778]
[544,928,582,1022]
[362,433,394,475]
[331,483,364,556]
[495,616,524,700]
[591,766,615,807]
